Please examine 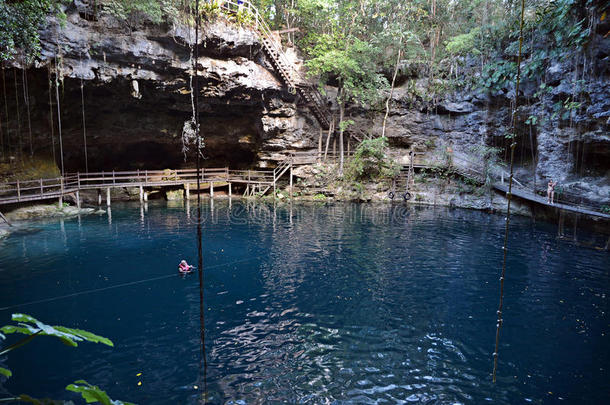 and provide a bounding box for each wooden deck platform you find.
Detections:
[493,183,610,219]
[1,150,608,220]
